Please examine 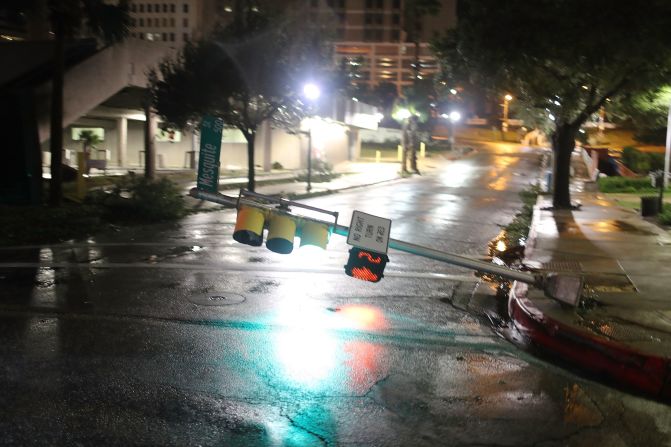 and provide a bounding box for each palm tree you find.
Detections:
[9,0,130,205]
